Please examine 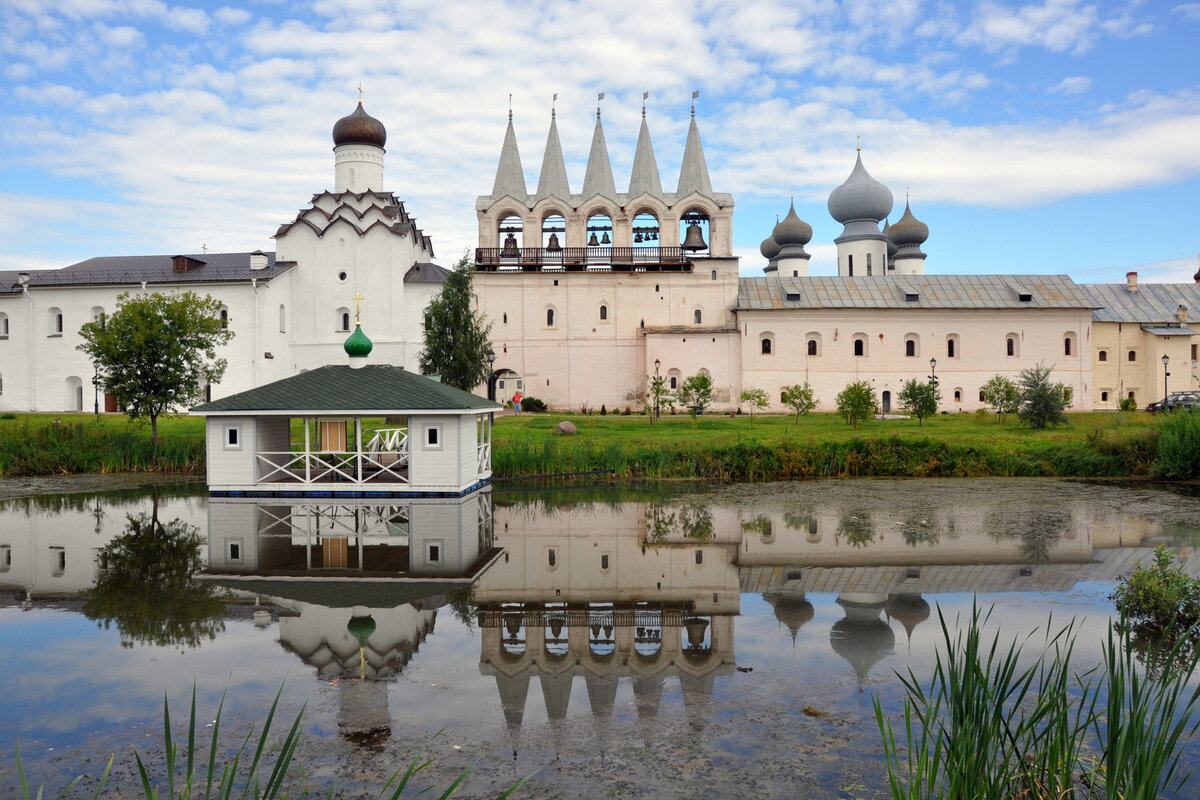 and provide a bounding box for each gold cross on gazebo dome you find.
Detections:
[353,292,365,325]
